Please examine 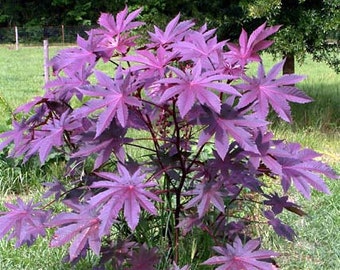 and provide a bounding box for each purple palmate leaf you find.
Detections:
[226,22,281,67]
[97,6,143,36]
[25,110,82,164]
[184,180,226,218]
[148,13,194,47]
[202,236,279,270]
[158,62,239,117]
[49,32,101,75]
[42,179,67,201]
[44,64,93,101]
[170,262,190,270]
[73,67,141,136]
[236,61,311,121]
[97,239,137,269]
[0,198,49,248]
[263,210,296,241]
[196,105,267,159]
[94,7,144,60]
[176,214,205,236]
[242,130,283,175]
[263,193,299,215]
[273,142,337,199]
[128,244,159,270]
[173,30,226,68]
[72,119,131,169]
[49,203,102,262]
[89,164,161,233]
[0,119,28,153]
[122,46,178,86]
